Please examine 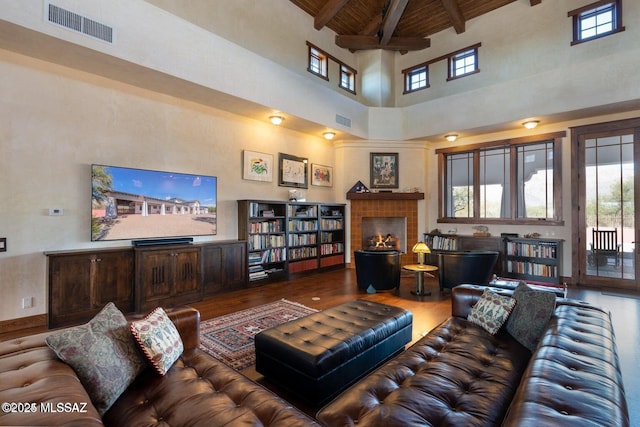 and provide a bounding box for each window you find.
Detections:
[403,65,429,93]
[448,45,479,80]
[340,64,356,94]
[437,132,565,224]
[569,0,624,45]
[308,45,328,79]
